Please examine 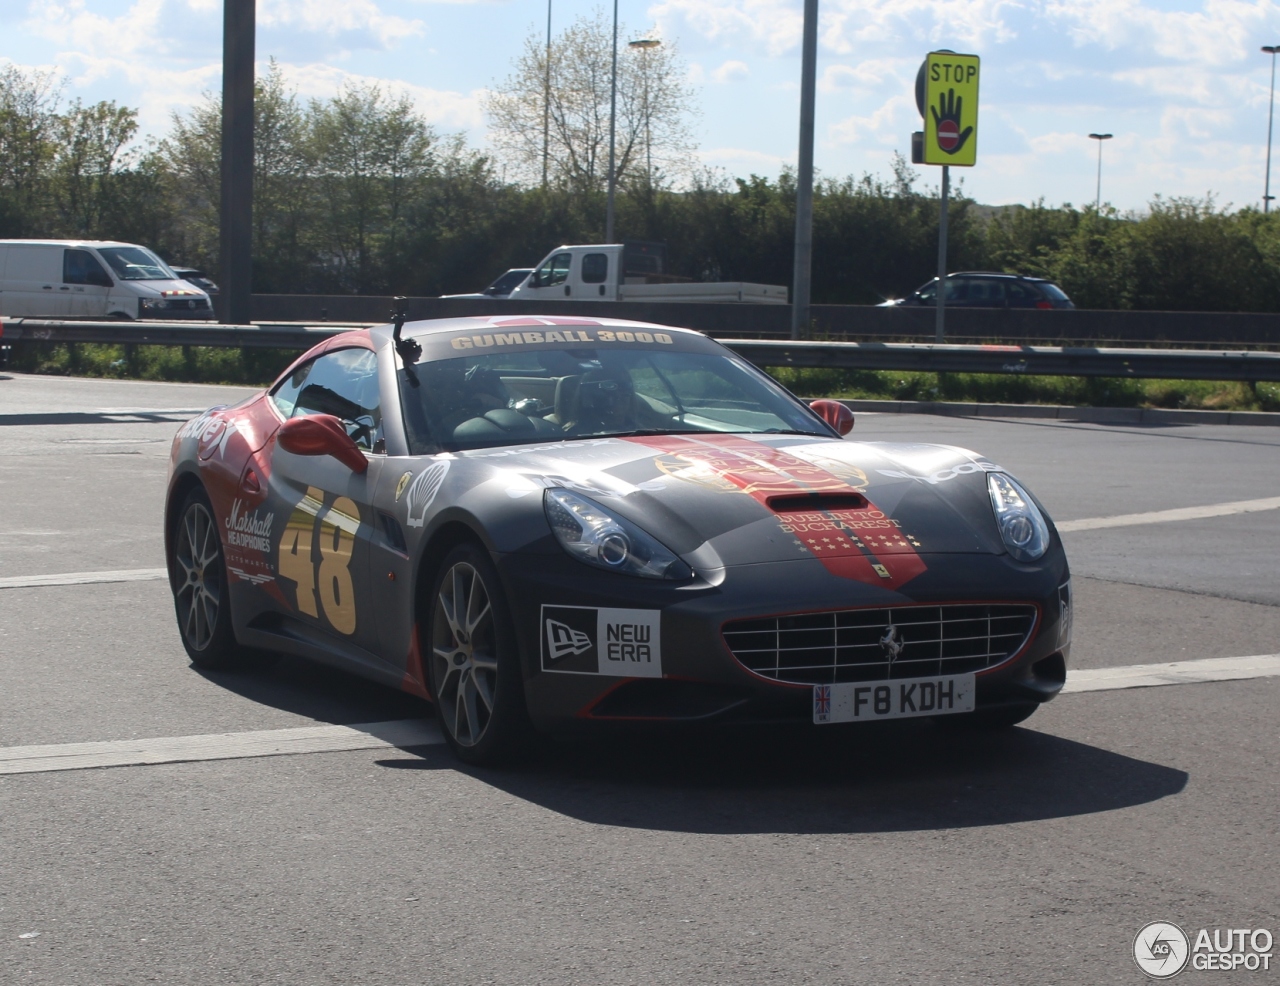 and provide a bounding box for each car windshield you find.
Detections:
[98,246,177,281]
[487,269,530,294]
[399,346,830,452]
